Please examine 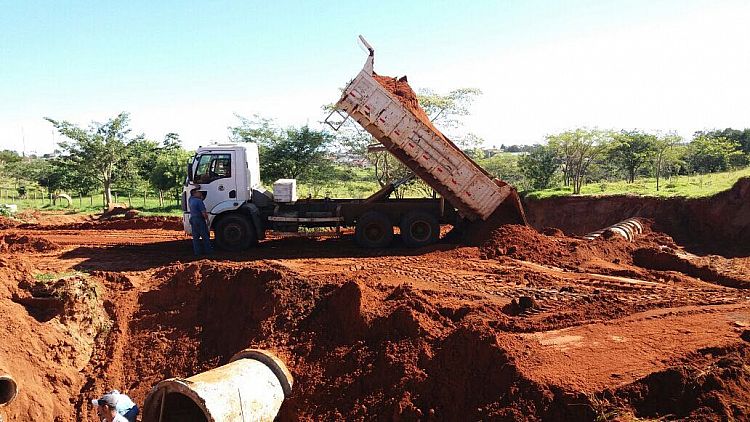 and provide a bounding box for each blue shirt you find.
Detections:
[188,196,207,218]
